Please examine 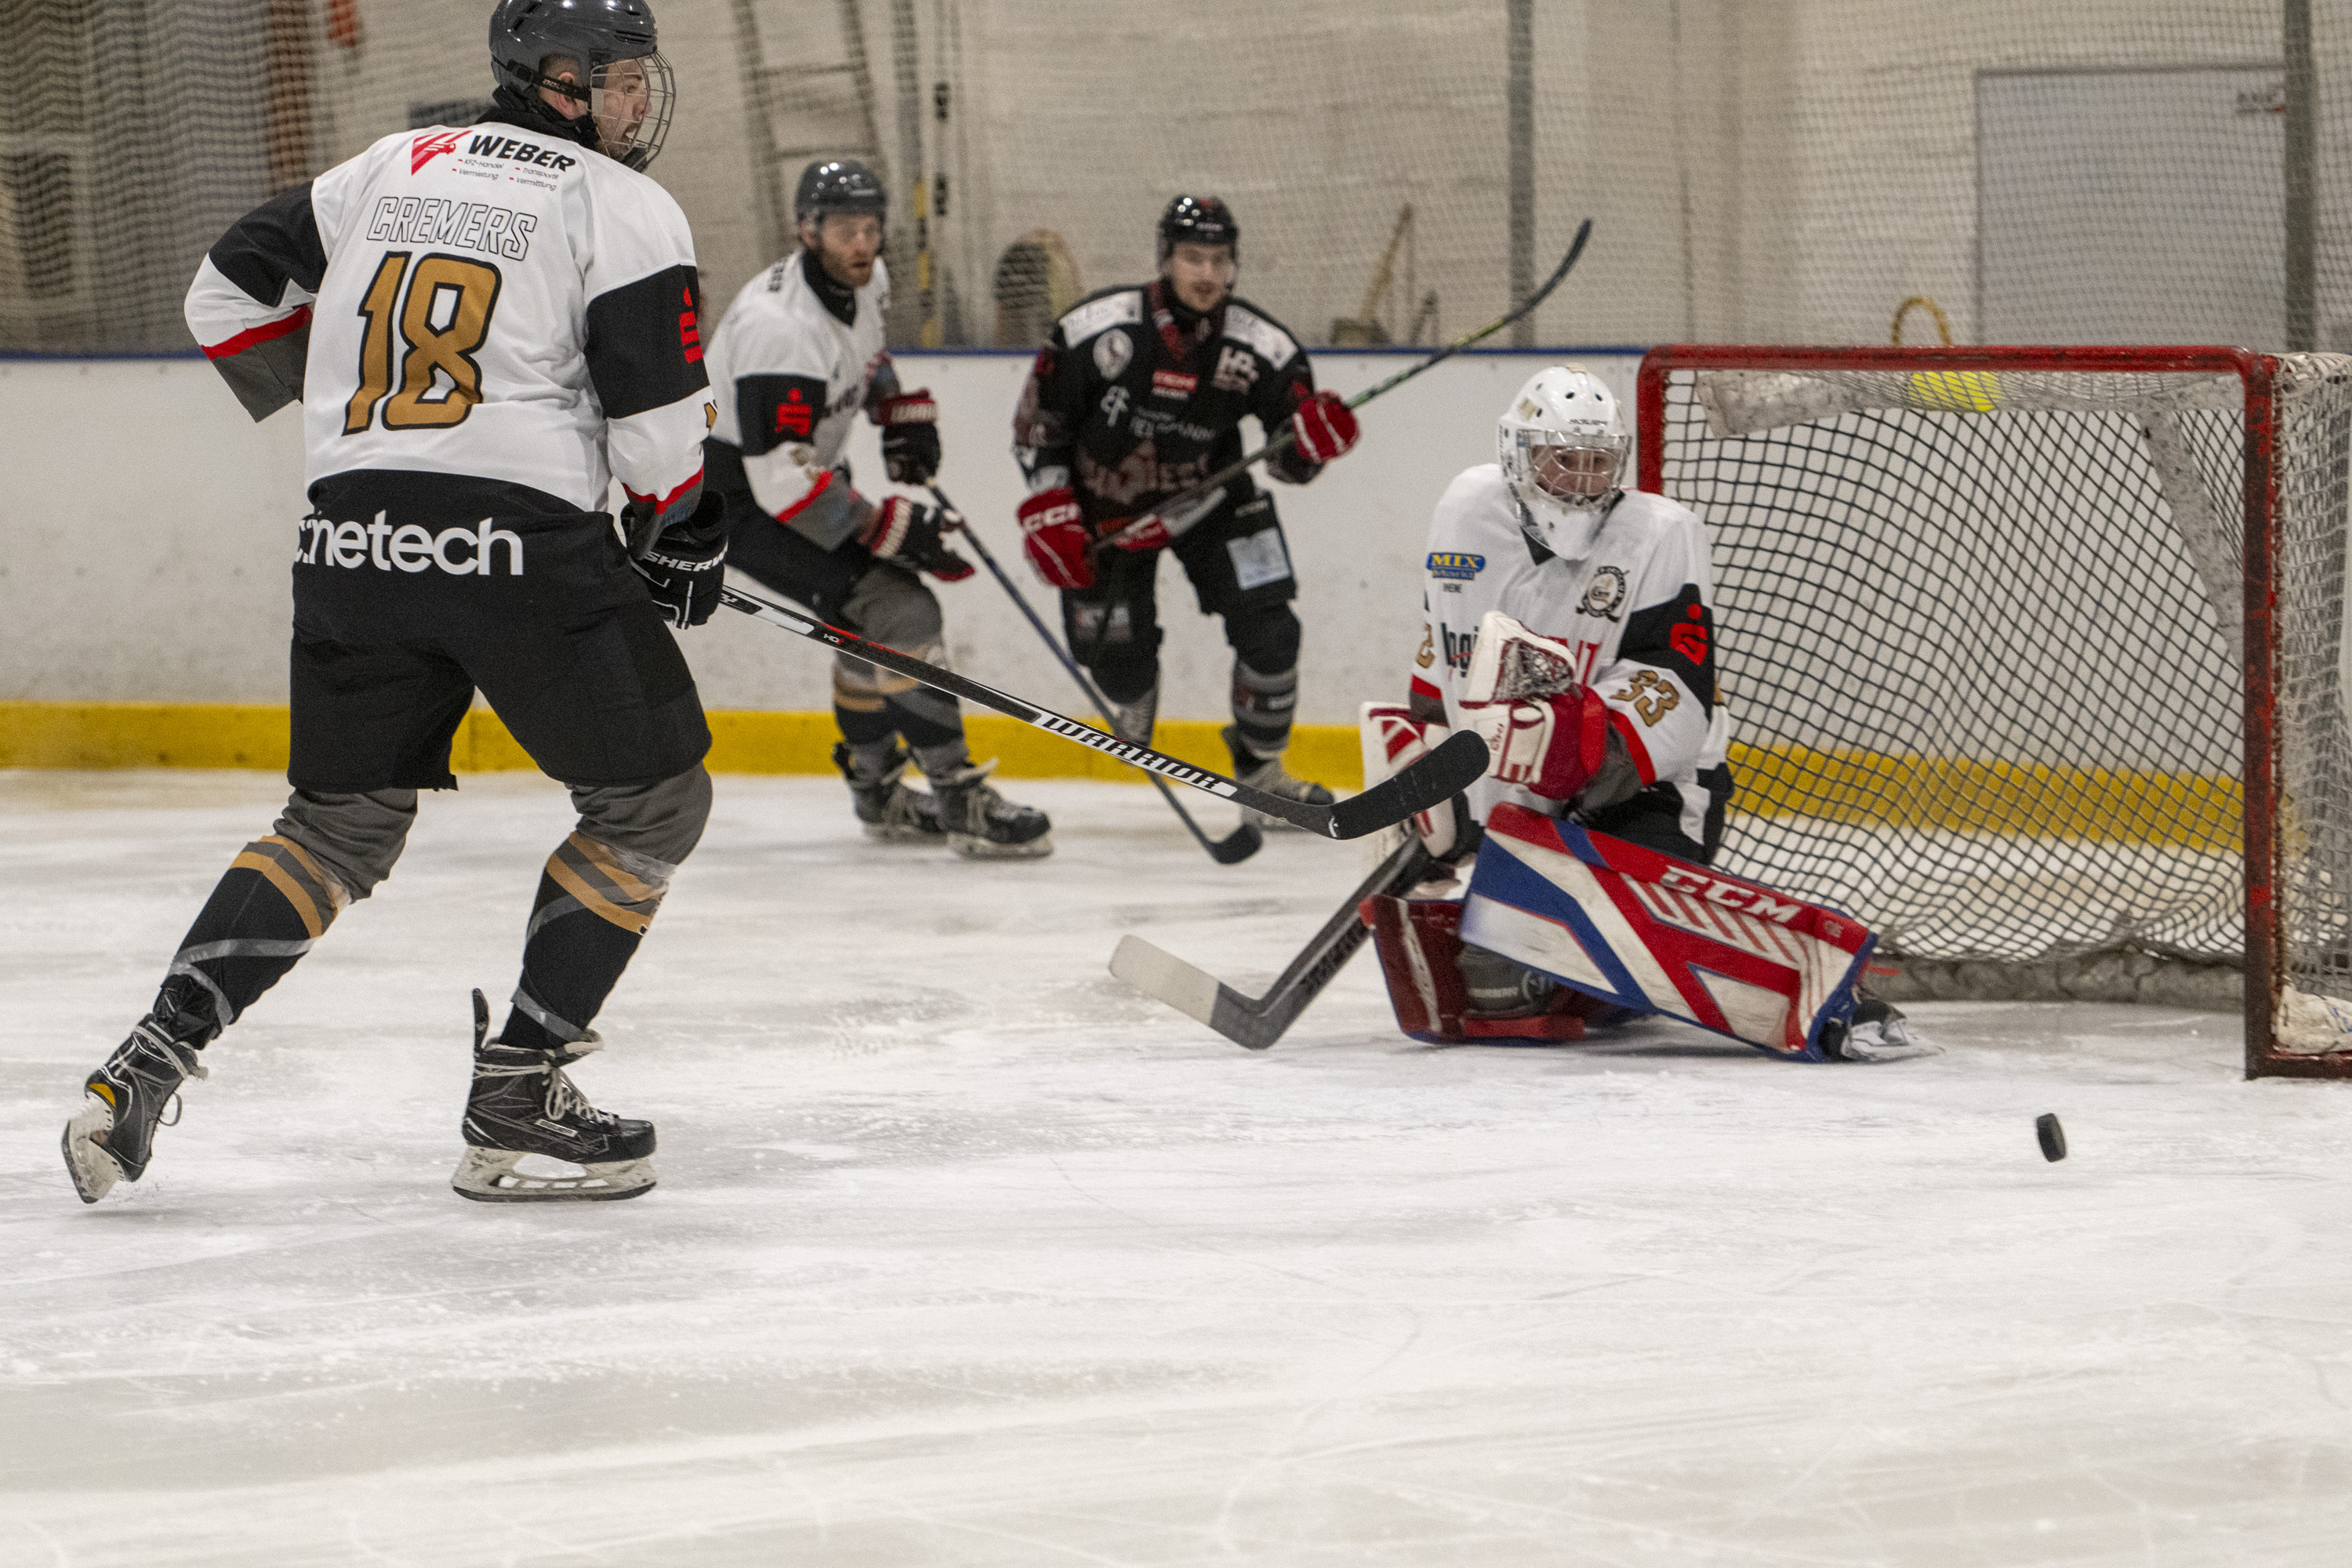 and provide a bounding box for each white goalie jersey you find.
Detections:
[1412,465,1731,845]
[184,121,712,528]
